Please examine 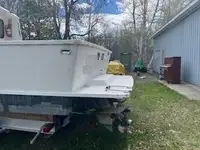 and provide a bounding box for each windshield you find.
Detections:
[0,19,4,38]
